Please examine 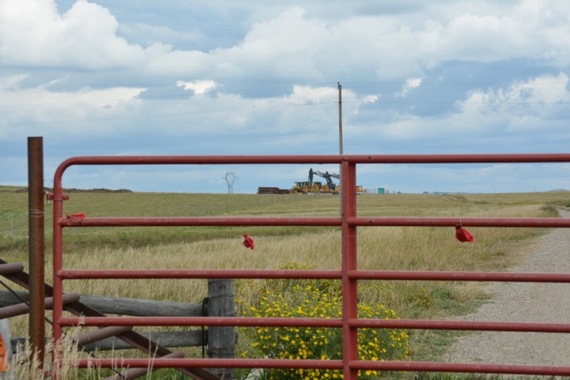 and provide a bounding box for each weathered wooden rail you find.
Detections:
[0,291,204,317]
[0,260,235,379]
[0,290,225,352]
